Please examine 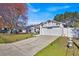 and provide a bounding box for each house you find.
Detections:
[40,20,64,36]
[40,20,63,29]
[26,24,40,34]
[39,18,79,39]
[26,20,64,35]
[40,20,76,38]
